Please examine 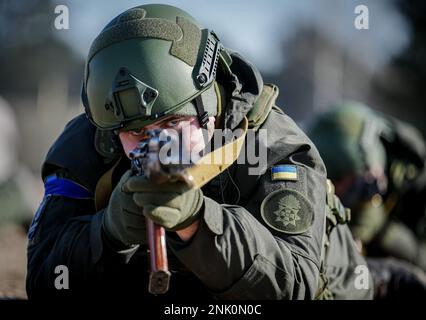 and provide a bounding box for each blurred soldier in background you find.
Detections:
[307,102,426,269]
[307,102,426,298]
[0,96,39,298]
